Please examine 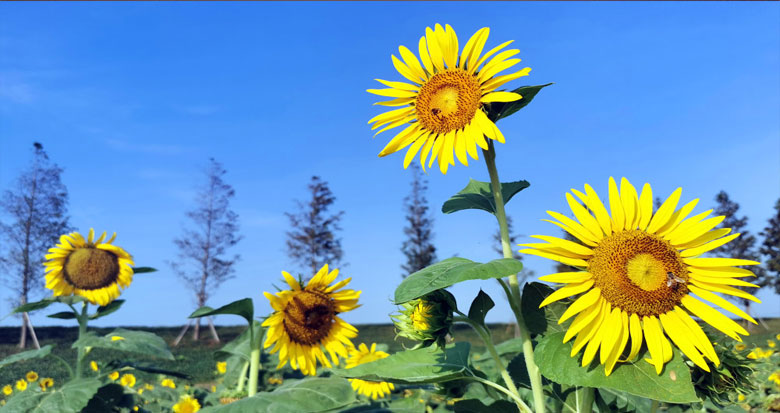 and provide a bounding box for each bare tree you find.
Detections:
[285,176,345,276]
[170,158,241,343]
[712,191,767,318]
[759,198,780,295]
[0,143,71,348]
[401,163,436,278]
